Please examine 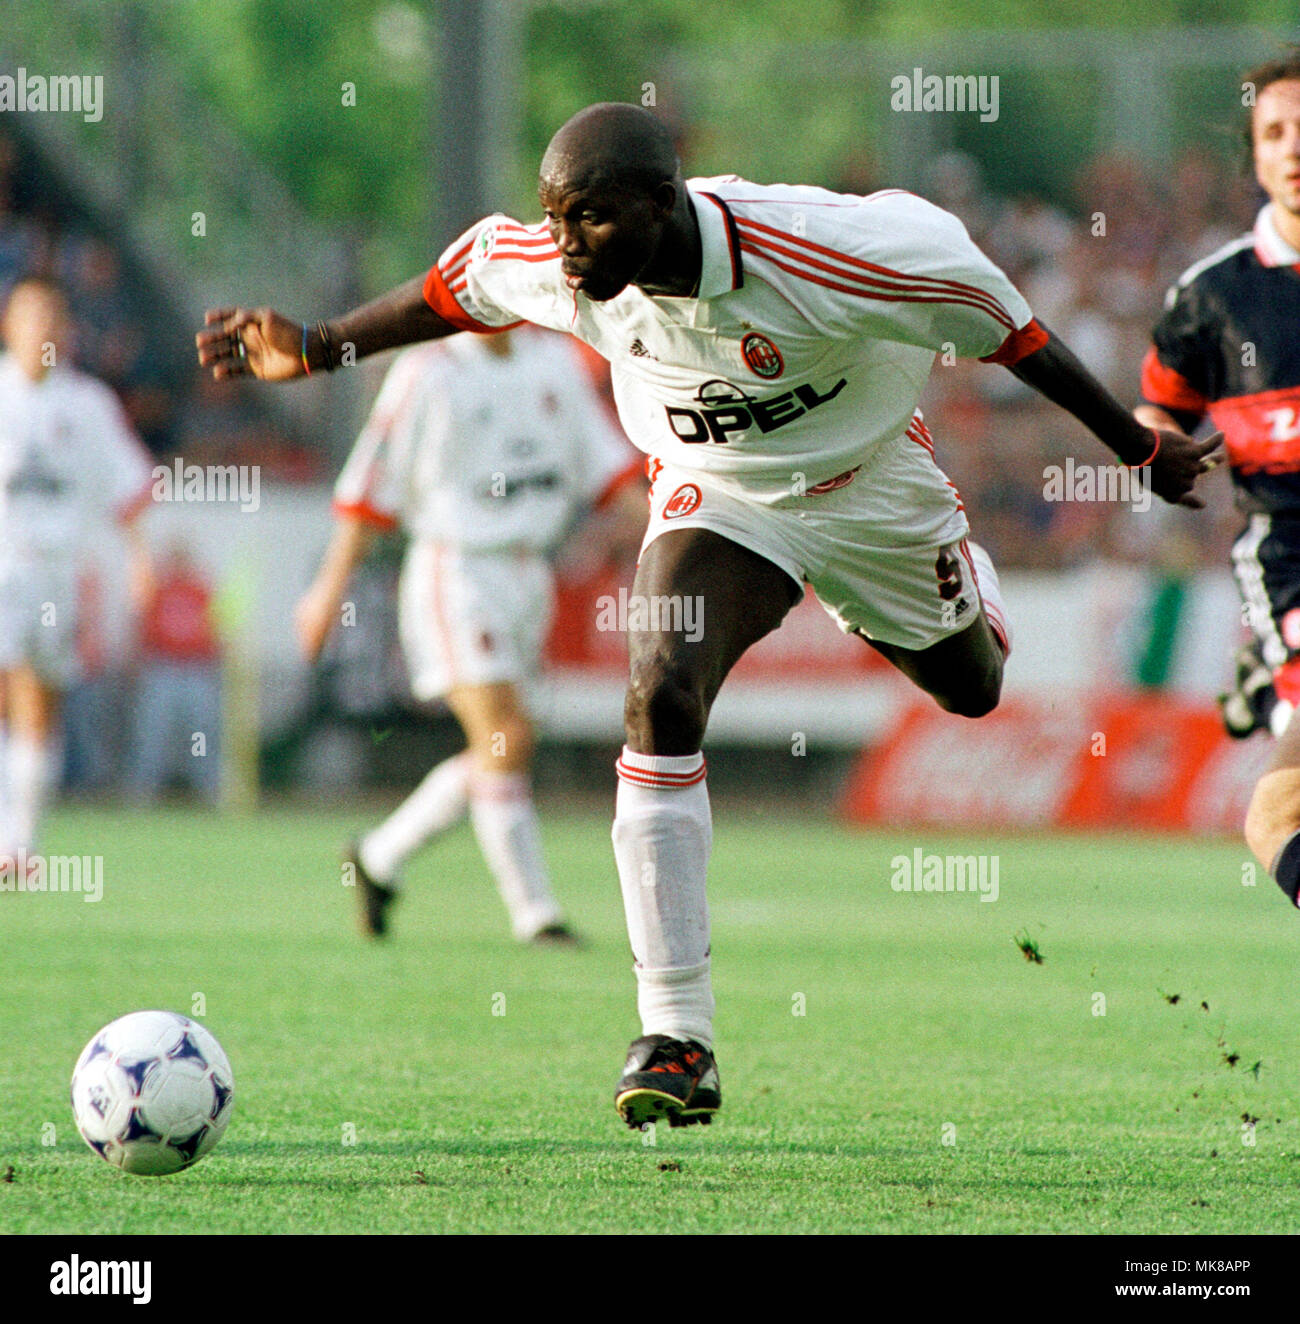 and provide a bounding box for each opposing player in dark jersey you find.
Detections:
[200,103,1219,1128]
[1135,52,1300,909]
